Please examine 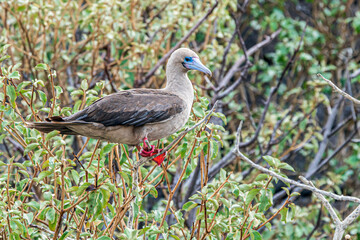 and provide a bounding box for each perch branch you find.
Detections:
[134,101,219,169]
